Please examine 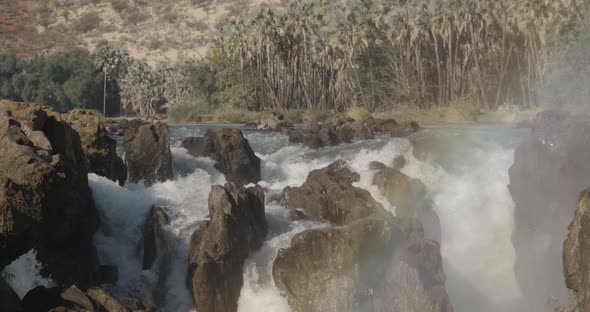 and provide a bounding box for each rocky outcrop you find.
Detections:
[273,161,452,312]
[509,110,590,310]
[65,109,127,186]
[142,206,169,270]
[182,129,261,184]
[0,278,22,312]
[187,182,267,312]
[123,122,173,186]
[563,189,590,311]
[21,285,155,312]
[288,117,419,149]
[257,113,293,131]
[373,167,440,240]
[283,160,379,225]
[0,100,99,286]
[373,238,453,312]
